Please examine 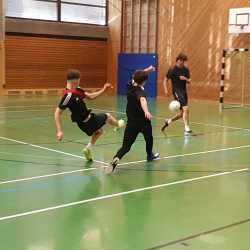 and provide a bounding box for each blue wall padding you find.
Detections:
[117,53,158,97]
